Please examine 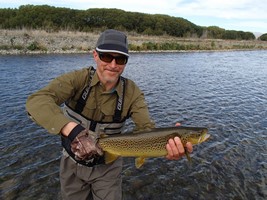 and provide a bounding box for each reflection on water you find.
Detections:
[0,51,266,199]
